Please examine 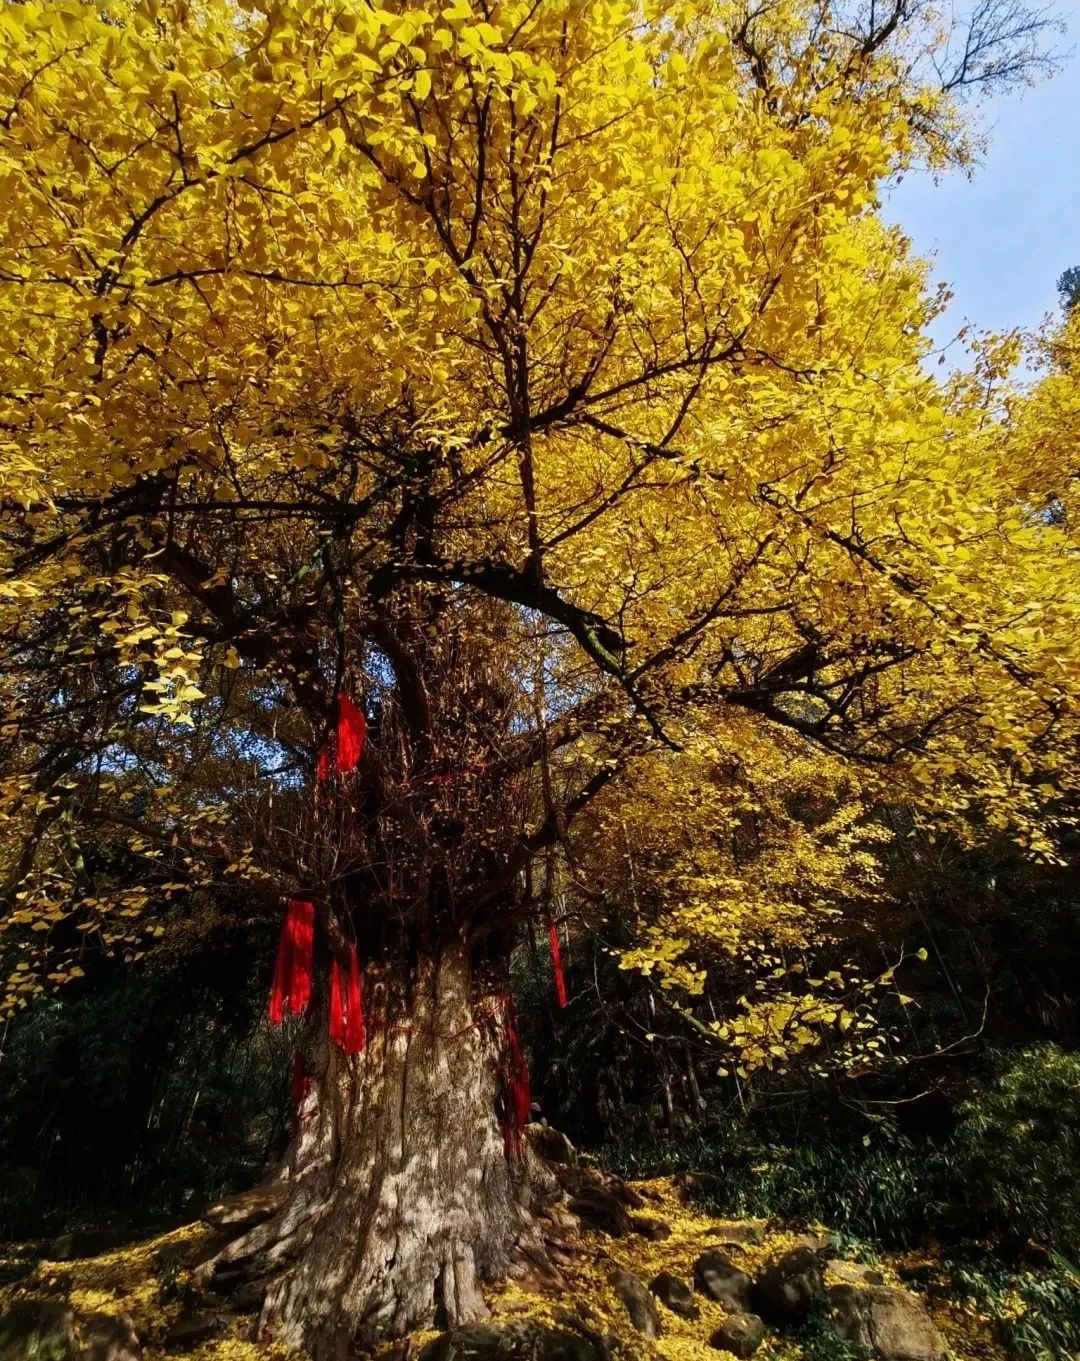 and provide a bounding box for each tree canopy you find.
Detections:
[0,0,1076,1016]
